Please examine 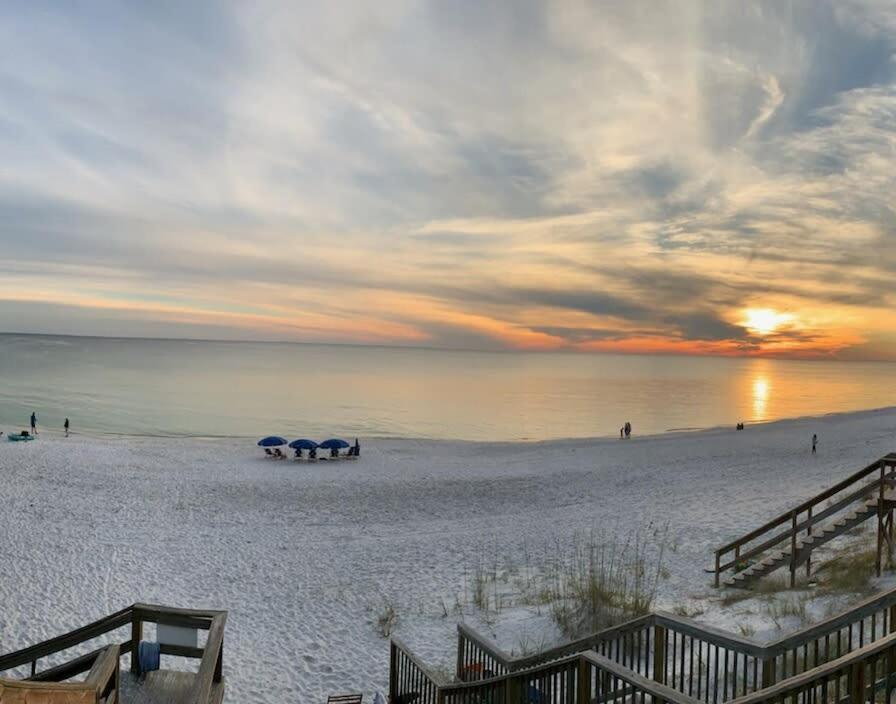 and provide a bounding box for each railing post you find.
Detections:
[761,656,776,688]
[214,639,223,682]
[714,551,721,588]
[849,660,866,704]
[114,653,121,700]
[576,656,592,704]
[456,628,466,681]
[130,610,142,674]
[389,642,398,704]
[790,510,798,588]
[505,672,521,704]
[878,464,886,577]
[806,505,813,577]
[653,624,667,685]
